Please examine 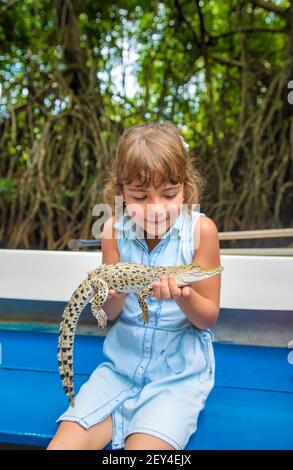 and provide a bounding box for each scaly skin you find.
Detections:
[58,261,223,406]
